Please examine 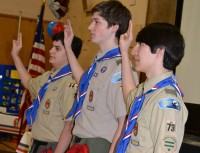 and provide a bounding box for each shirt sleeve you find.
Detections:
[150,91,188,153]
